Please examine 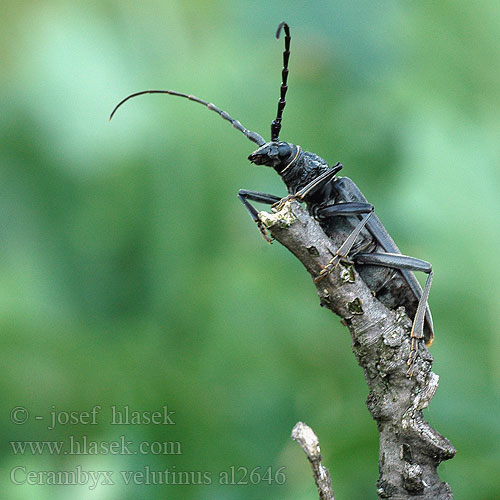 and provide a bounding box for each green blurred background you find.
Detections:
[1,1,499,498]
